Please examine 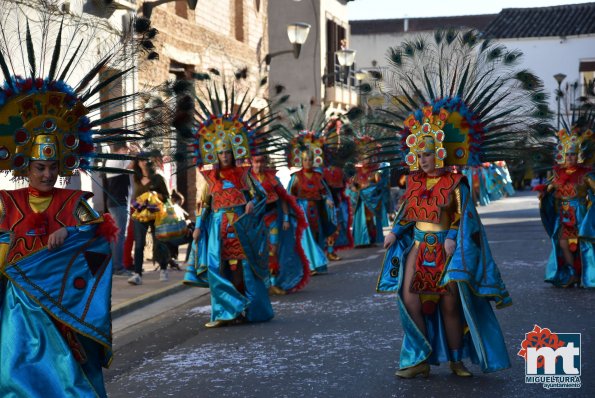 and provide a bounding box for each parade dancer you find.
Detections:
[486,163,505,201]
[180,79,278,327]
[380,111,513,378]
[0,3,159,396]
[537,126,594,288]
[250,154,310,295]
[463,166,491,206]
[286,132,337,274]
[375,30,550,378]
[495,161,516,197]
[349,137,386,247]
[323,164,353,260]
[322,120,355,260]
[283,106,345,265]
